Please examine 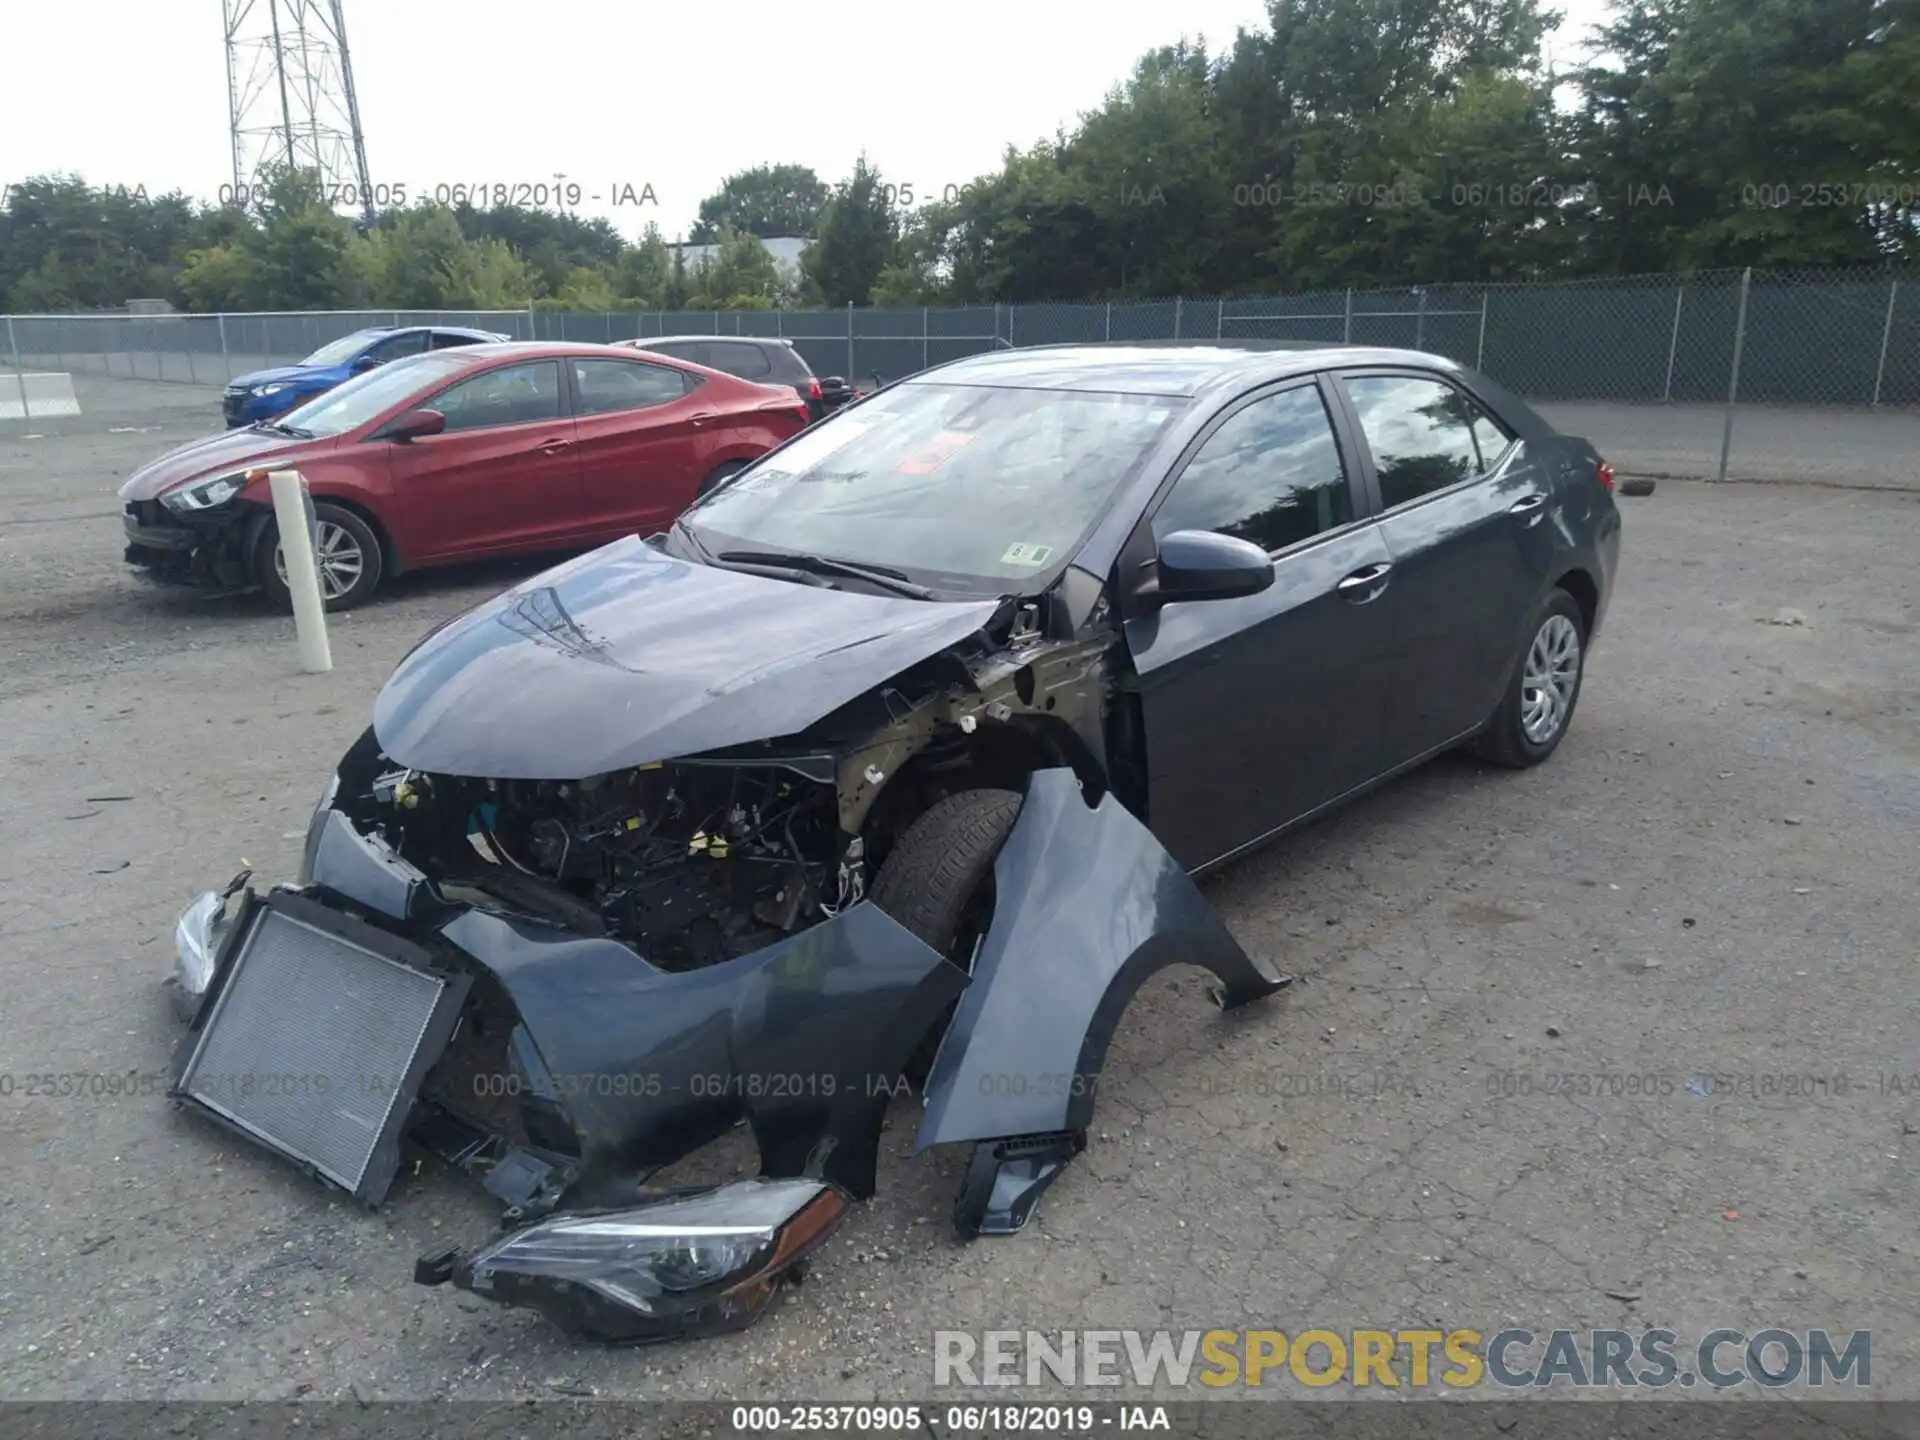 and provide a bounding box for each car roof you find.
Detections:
[910,341,1470,397]
[627,334,795,348]
[417,340,698,364]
